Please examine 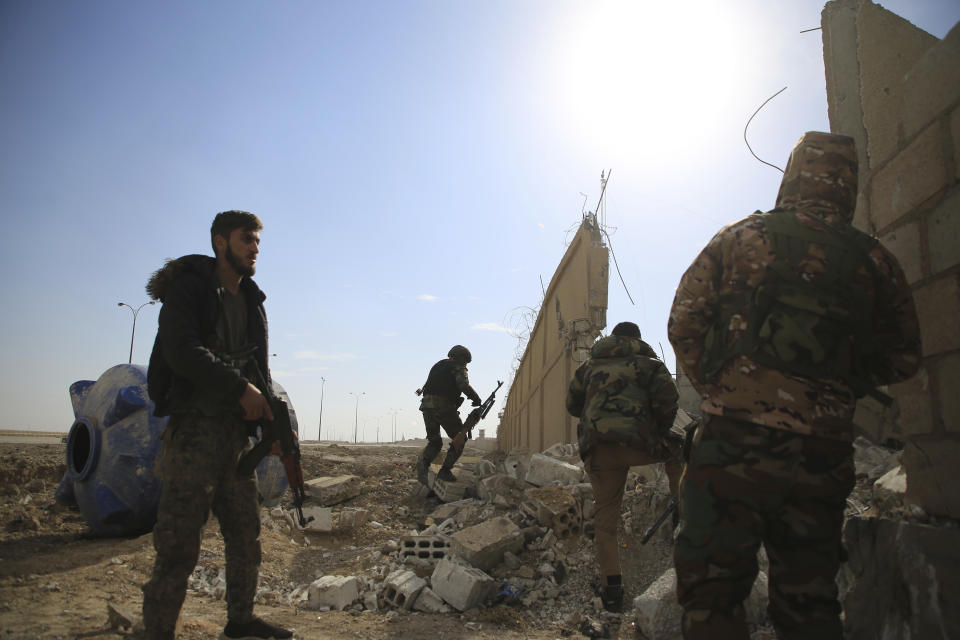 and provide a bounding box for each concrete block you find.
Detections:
[476,473,527,506]
[902,22,960,141]
[430,557,496,612]
[336,507,368,531]
[305,475,362,506]
[450,516,524,571]
[382,569,426,610]
[914,274,960,356]
[903,435,960,518]
[502,454,529,481]
[633,567,768,639]
[871,122,948,231]
[928,188,960,274]
[428,469,467,503]
[300,506,333,532]
[307,575,359,610]
[412,586,452,613]
[525,453,585,487]
[520,486,583,537]
[889,367,934,439]
[934,353,960,433]
[399,535,450,563]
[879,221,923,284]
